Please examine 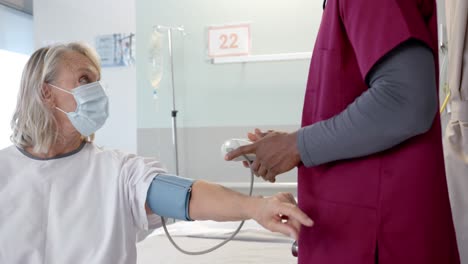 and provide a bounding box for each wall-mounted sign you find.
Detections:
[95,33,135,67]
[207,23,251,58]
